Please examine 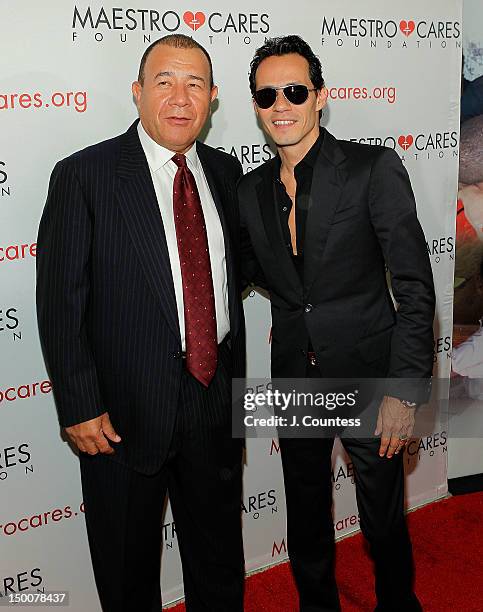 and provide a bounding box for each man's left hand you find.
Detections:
[374,396,415,458]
